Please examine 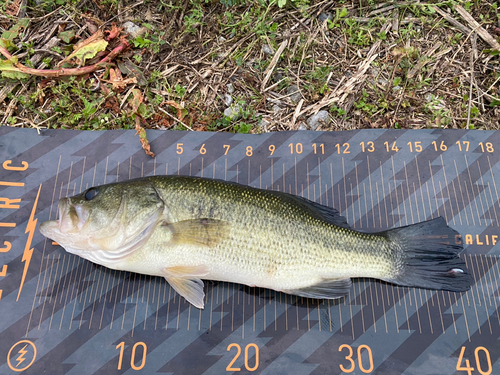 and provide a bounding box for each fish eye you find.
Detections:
[85,188,99,201]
